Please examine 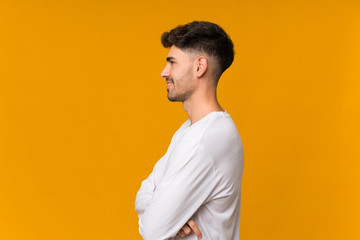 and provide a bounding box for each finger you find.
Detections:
[187,219,202,239]
[177,229,185,238]
[182,224,192,235]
